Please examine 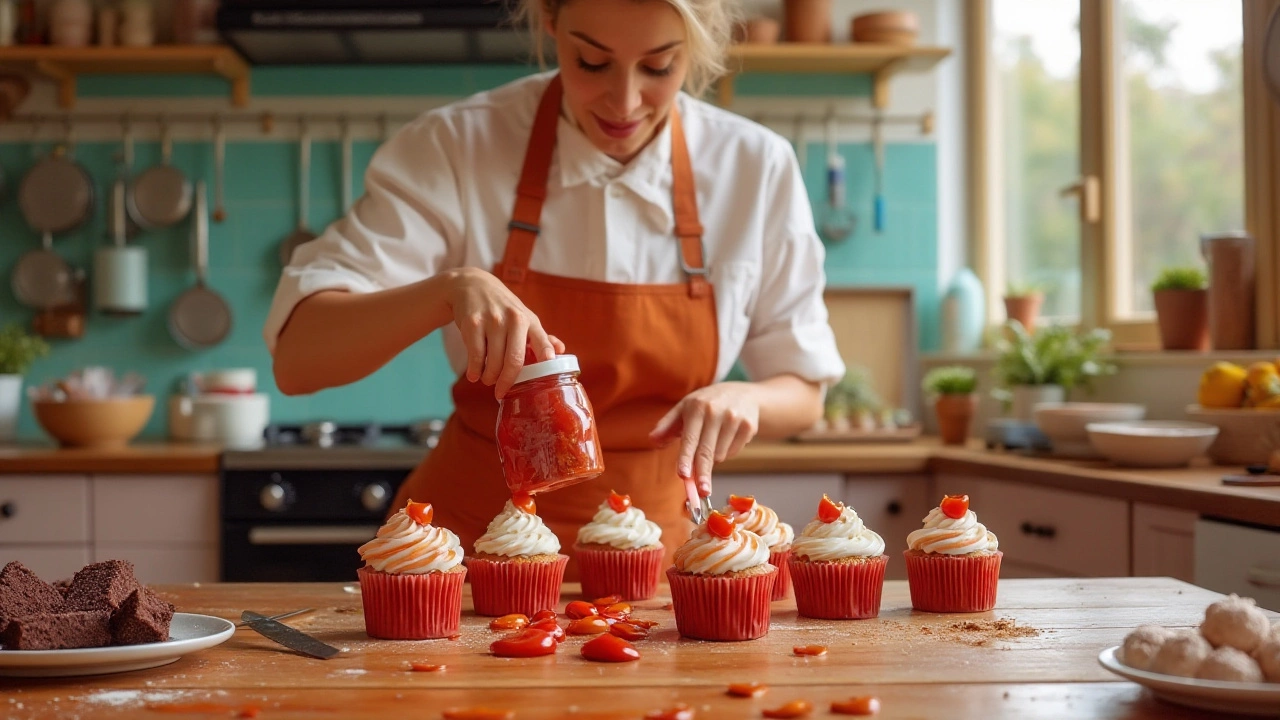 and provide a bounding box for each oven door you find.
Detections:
[222,522,379,582]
